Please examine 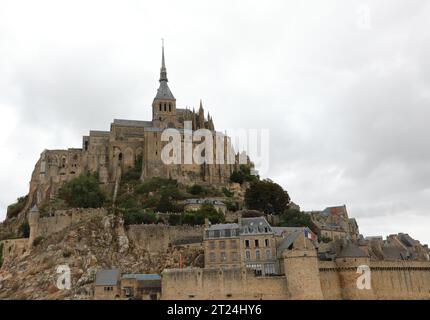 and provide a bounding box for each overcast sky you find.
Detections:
[1,0,429,244]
